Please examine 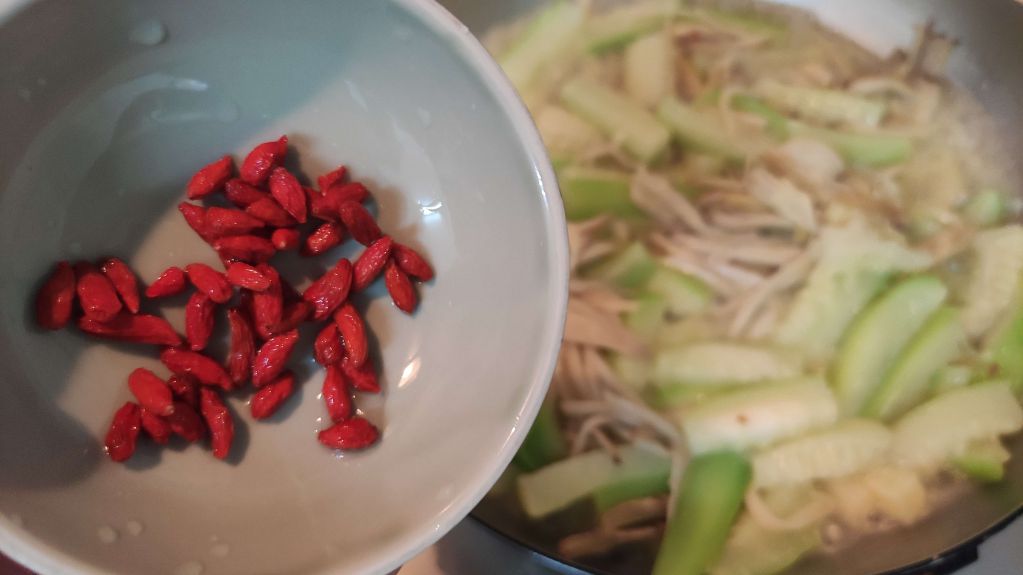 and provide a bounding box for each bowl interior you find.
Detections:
[0,1,566,574]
